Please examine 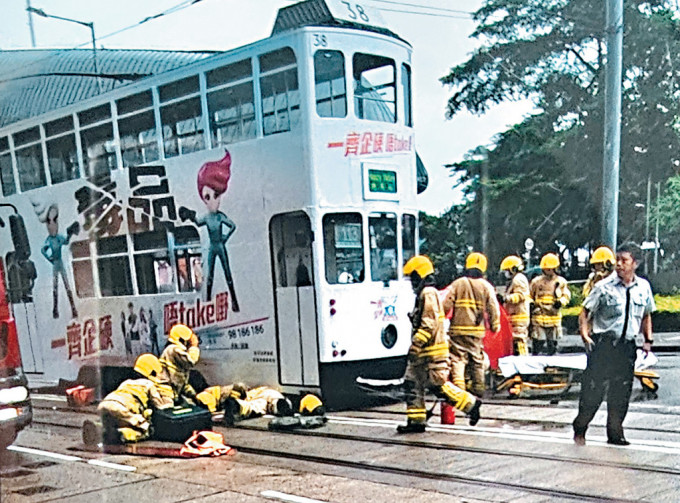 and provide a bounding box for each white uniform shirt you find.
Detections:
[583,272,655,341]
